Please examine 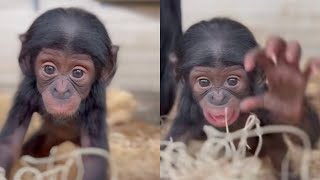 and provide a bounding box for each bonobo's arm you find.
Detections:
[80,88,109,180]
[161,92,207,150]
[0,78,38,174]
[80,129,108,180]
[289,100,320,145]
[256,100,320,172]
[163,117,192,143]
[241,37,320,173]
